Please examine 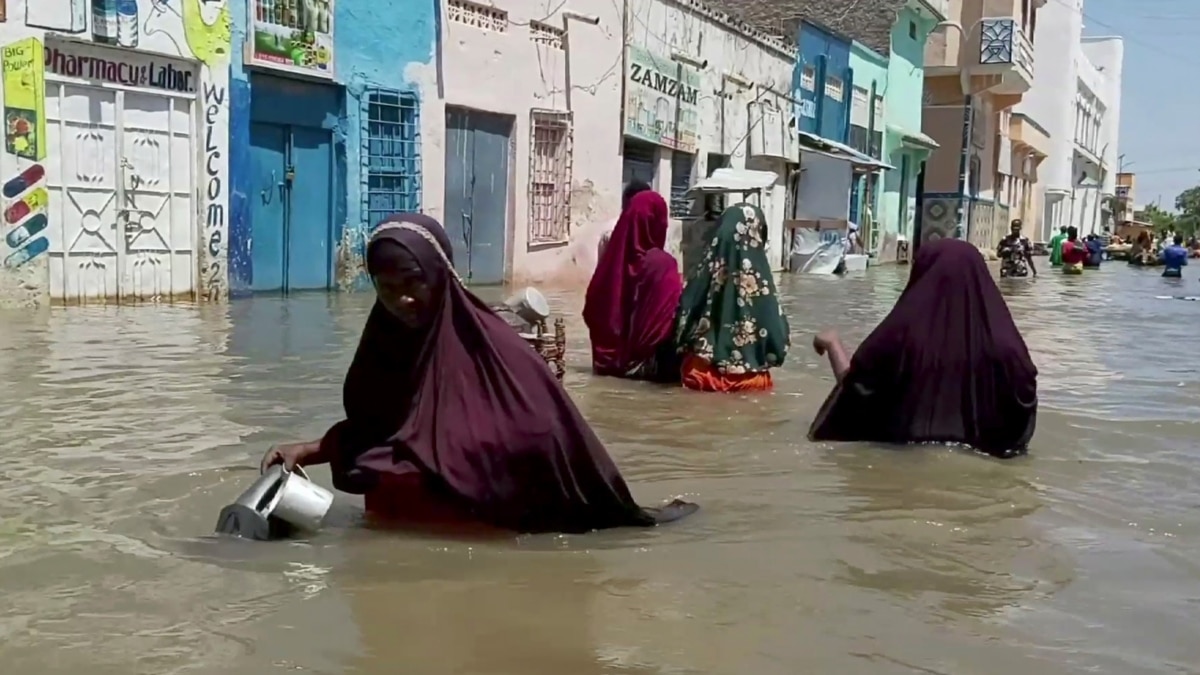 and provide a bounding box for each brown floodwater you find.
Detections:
[1,263,1198,674]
